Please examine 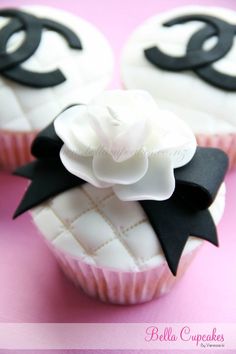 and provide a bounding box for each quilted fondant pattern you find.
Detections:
[121,6,236,134]
[0,5,114,131]
[31,182,225,272]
